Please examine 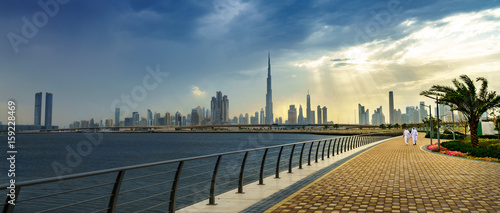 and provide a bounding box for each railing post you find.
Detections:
[339,138,344,154]
[238,152,248,194]
[3,186,20,213]
[299,143,305,169]
[351,136,358,149]
[259,149,268,185]
[108,170,126,213]
[275,147,284,178]
[327,139,332,158]
[208,155,222,205]
[321,140,326,160]
[315,141,320,163]
[344,137,348,152]
[169,161,184,213]
[308,142,314,166]
[332,139,337,156]
[289,144,296,173]
[337,138,341,155]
